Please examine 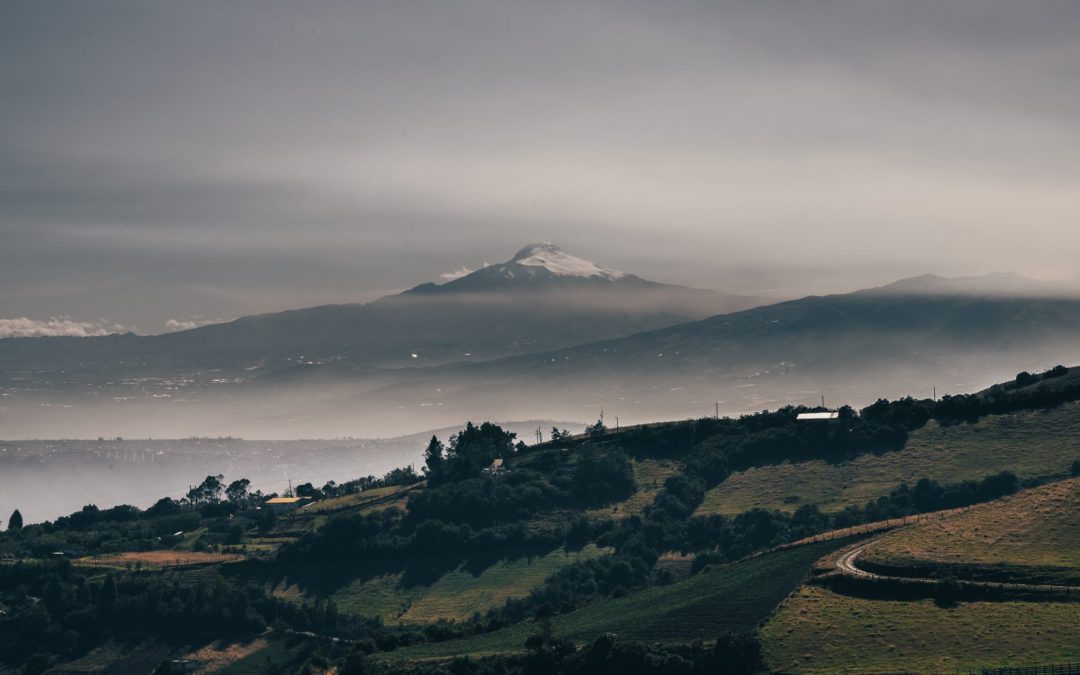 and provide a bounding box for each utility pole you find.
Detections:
[821,394,826,408]
[933,386,937,401]
[715,401,719,419]
[615,416,619,430]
